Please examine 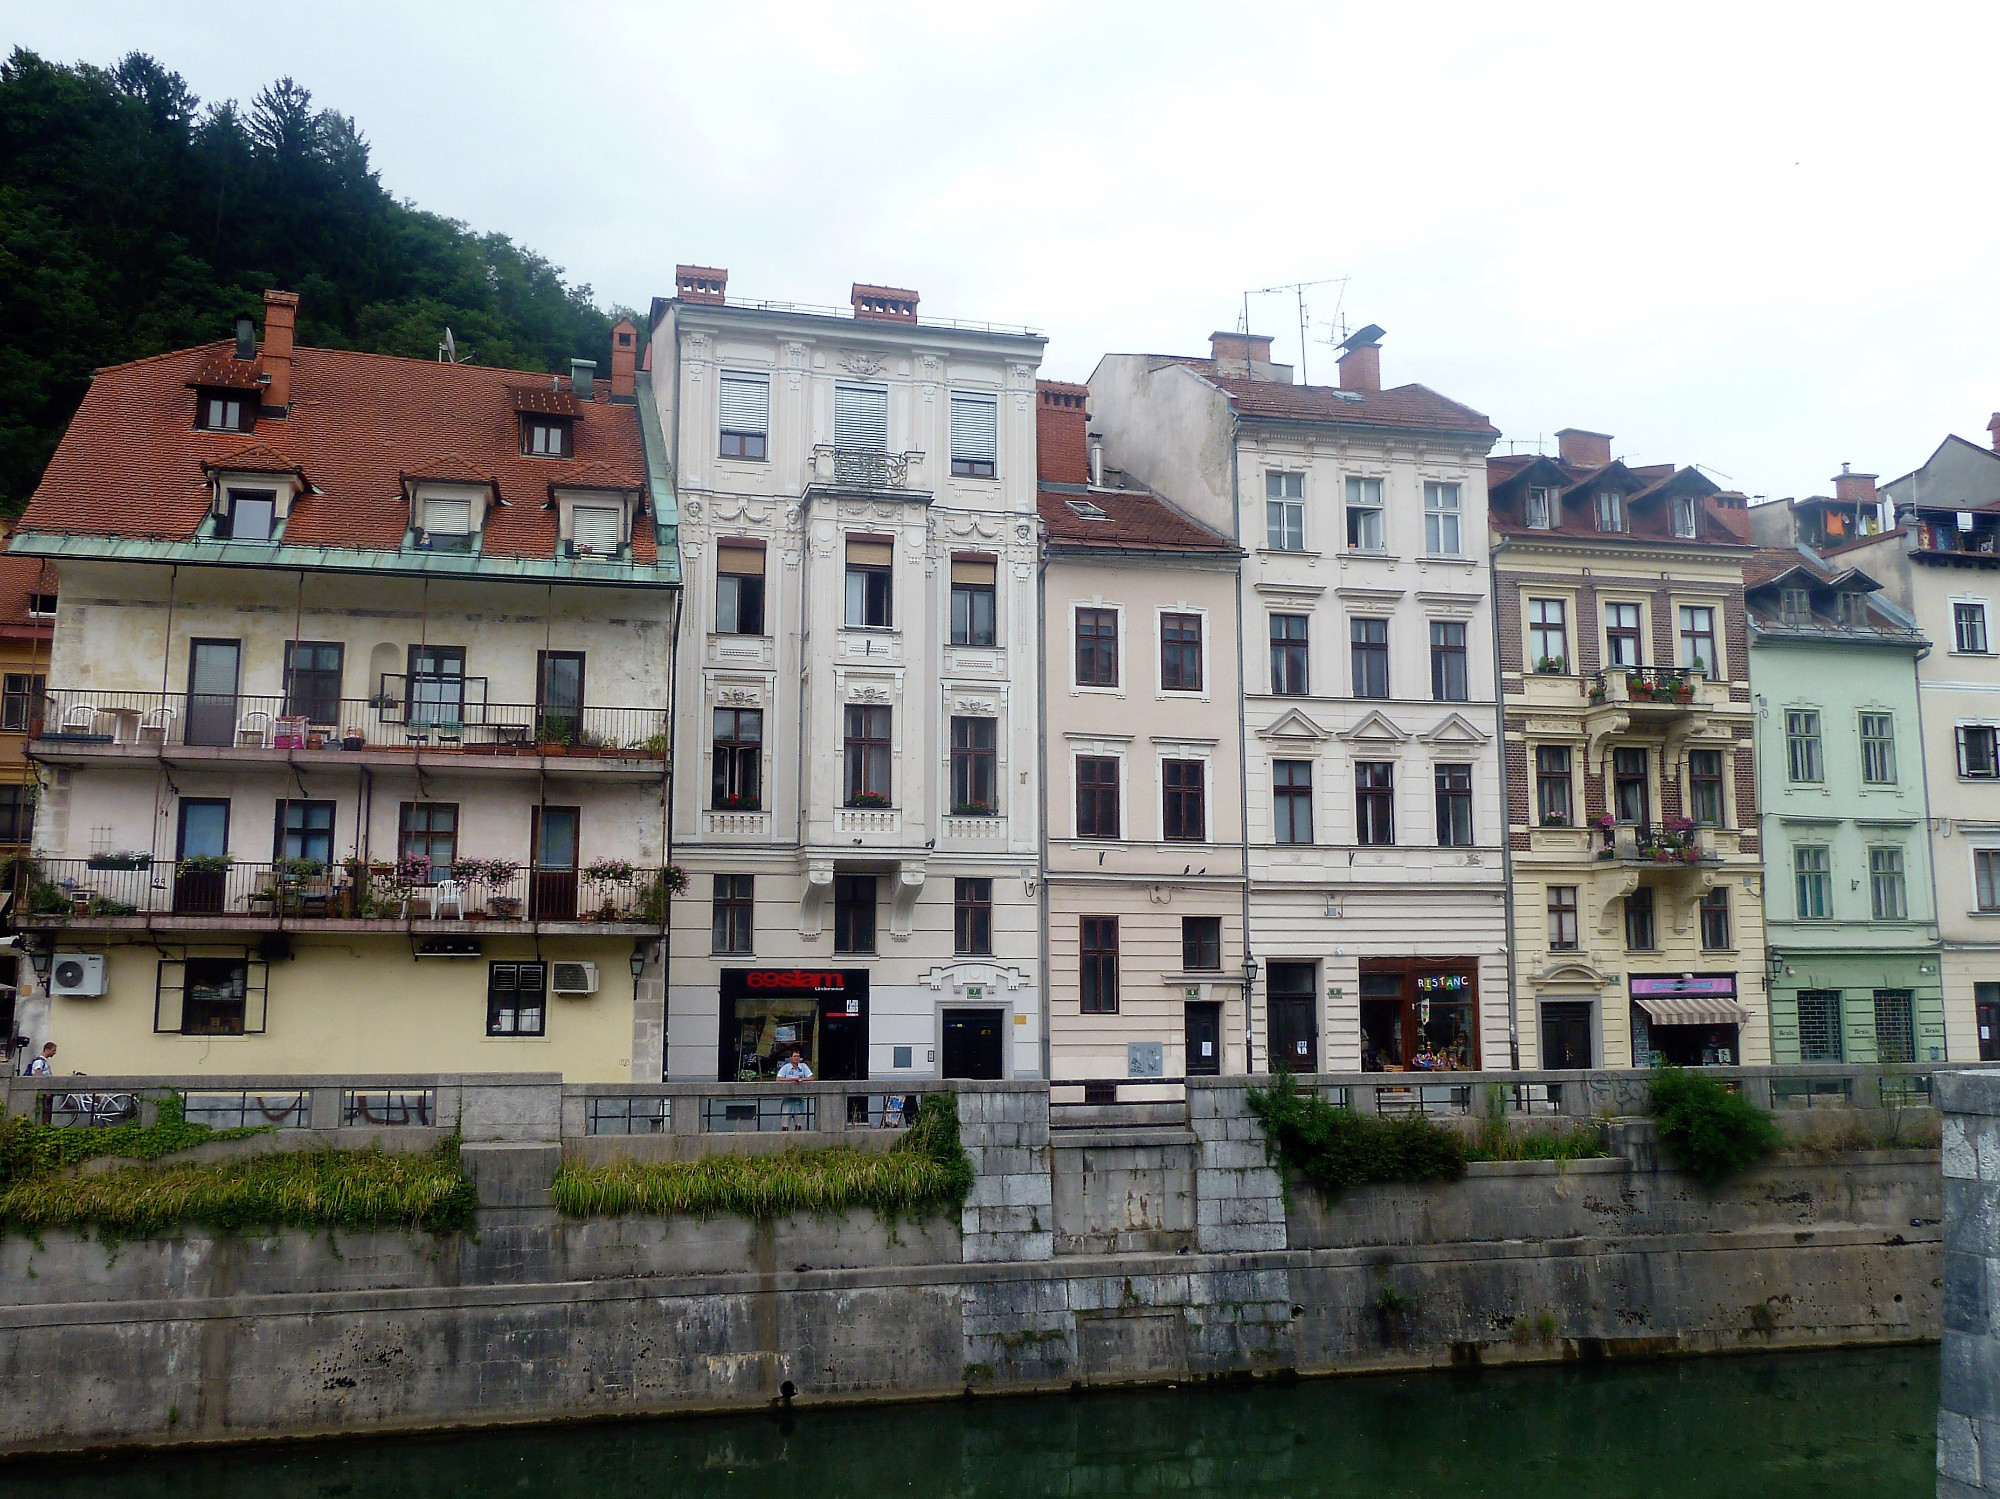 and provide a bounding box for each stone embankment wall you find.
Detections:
[0,1075,1942,1456]
[1939,1070,2000,1497]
